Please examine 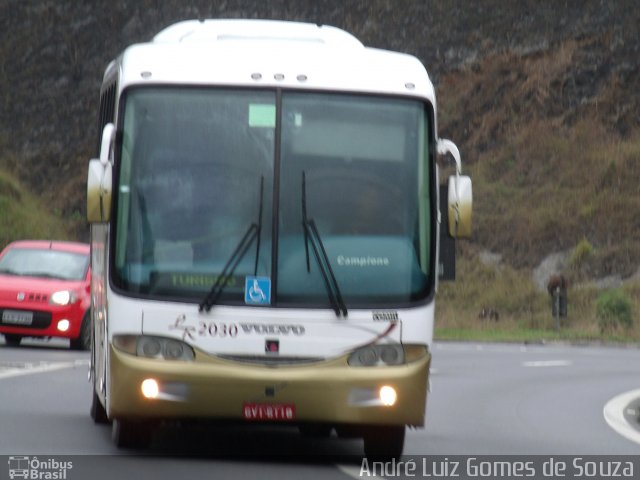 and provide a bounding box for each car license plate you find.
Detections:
[2,310,33,325]
[242,403,296,421]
